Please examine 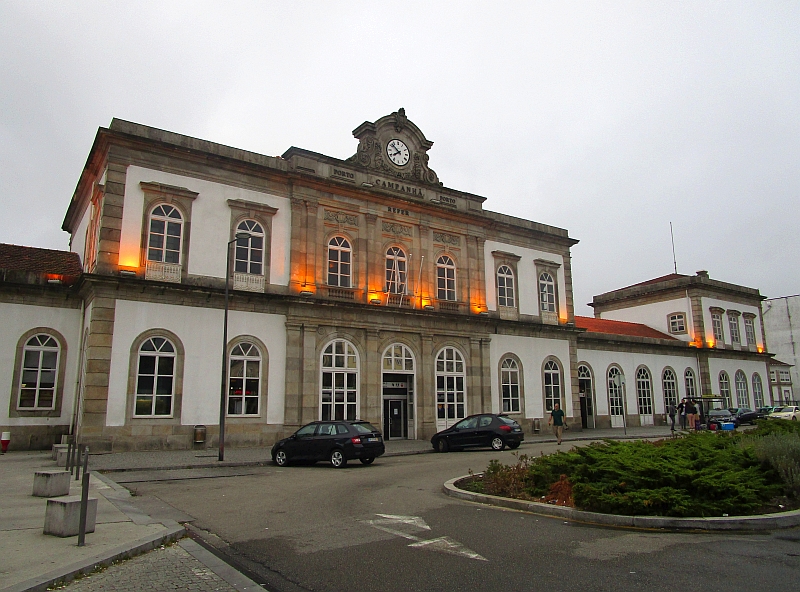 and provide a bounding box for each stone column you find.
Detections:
[418,224,430,306]
[567,333,581,430]
[469,337,482,415]
[283,322,304,427]
[306,201,320,289]
[365,214,378,298]
[475,237,487,311]
[562,248,576,323]
[289,197,306,293]
[364,329,381,427]
[480,337,492,412]
[420,334,435,439]
[300,324,319,424]
[95,160,127,276]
